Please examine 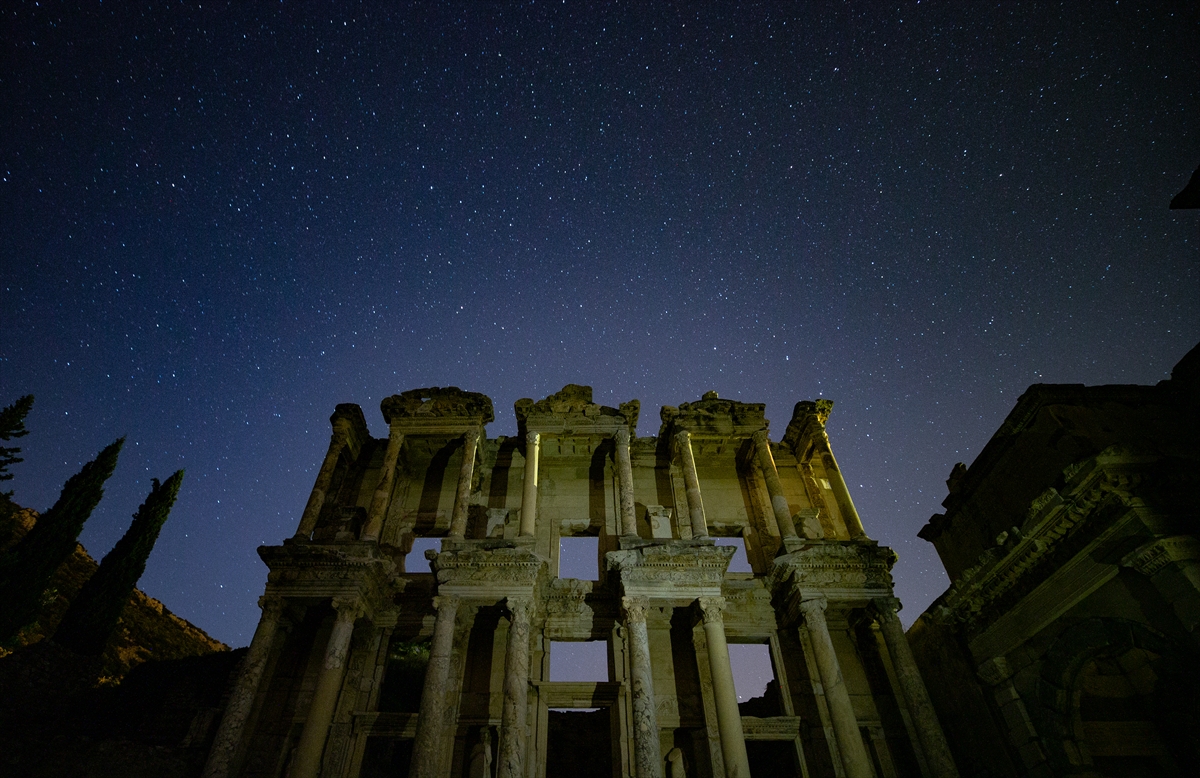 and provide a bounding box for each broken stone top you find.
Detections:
[380,387,495,425]
[781,399,834,452]
[515,384,639,434]
[658,391,768,438]
[331,403,369,436]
